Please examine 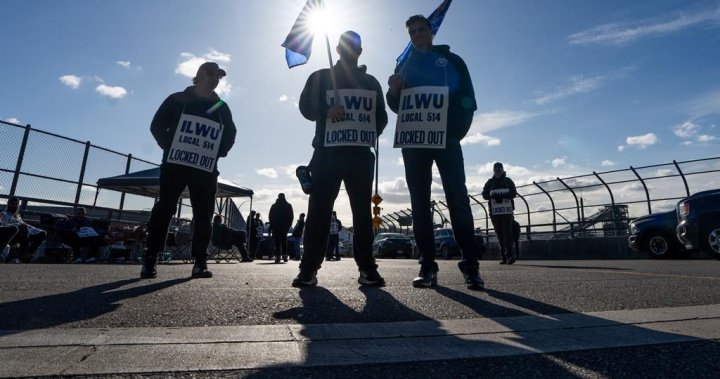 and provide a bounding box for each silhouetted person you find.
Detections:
[212,214,253,262]
[269,193,294,263]
[482,162,518,264]
[1,197,46,262]
[325,211,343,261]
[142,61,237,279]
[293,31,388,287]
[386,14,483,289]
